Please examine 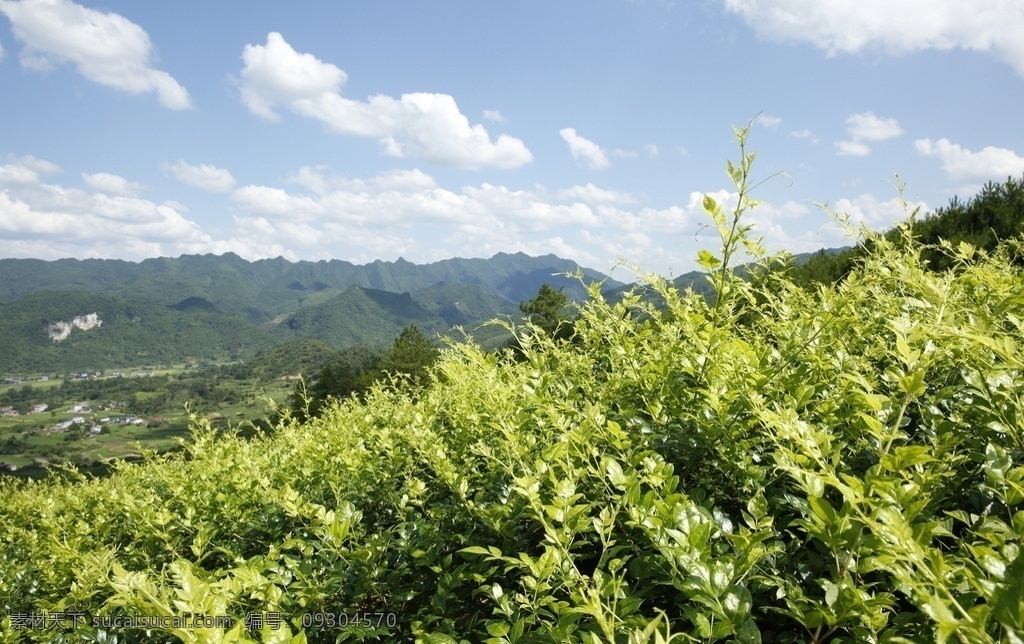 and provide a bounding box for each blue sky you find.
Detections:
[2,0,1023,278]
